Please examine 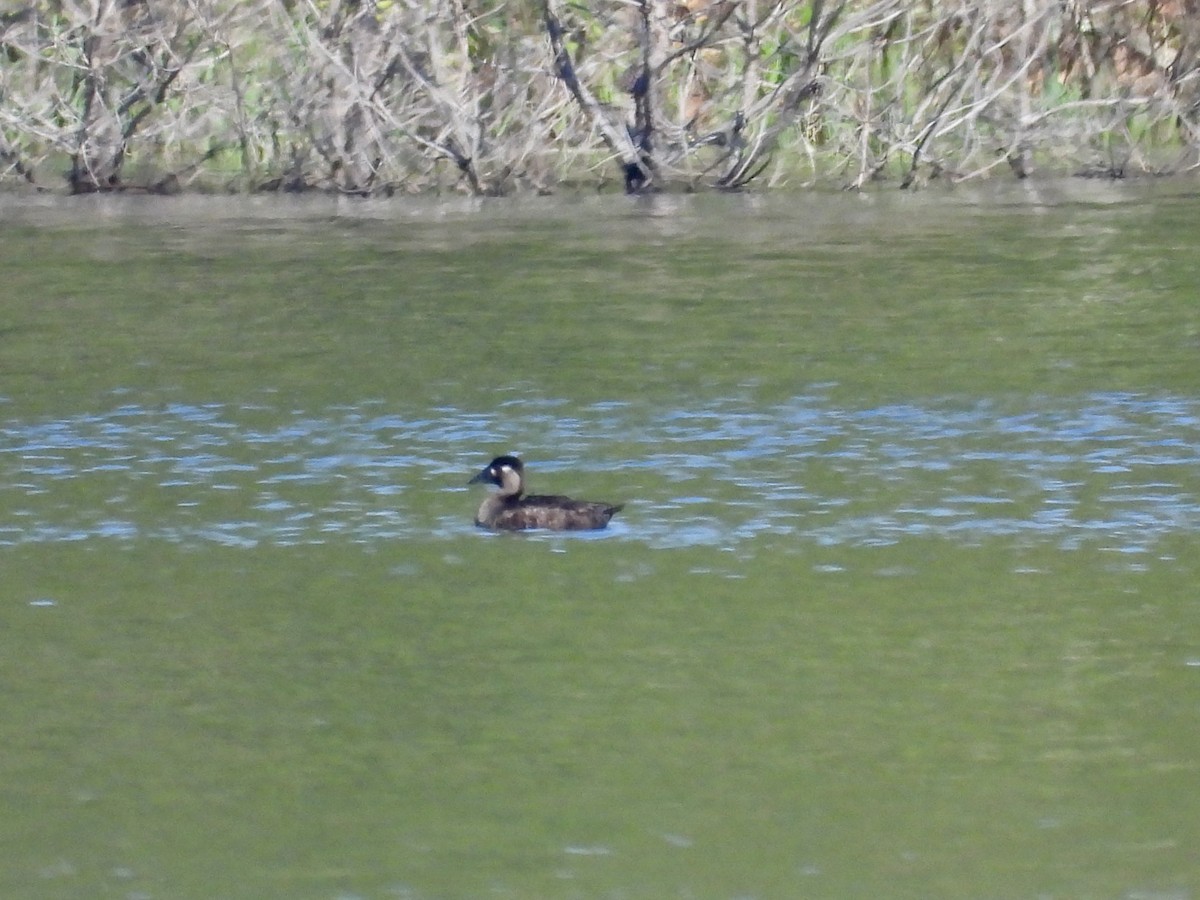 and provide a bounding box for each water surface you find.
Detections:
[2,185,1199,899]
[3,391,1199,554]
